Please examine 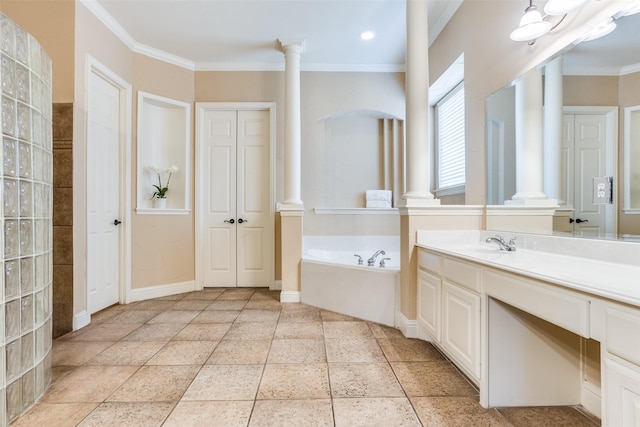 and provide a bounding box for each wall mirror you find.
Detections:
[485,10,640,238]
